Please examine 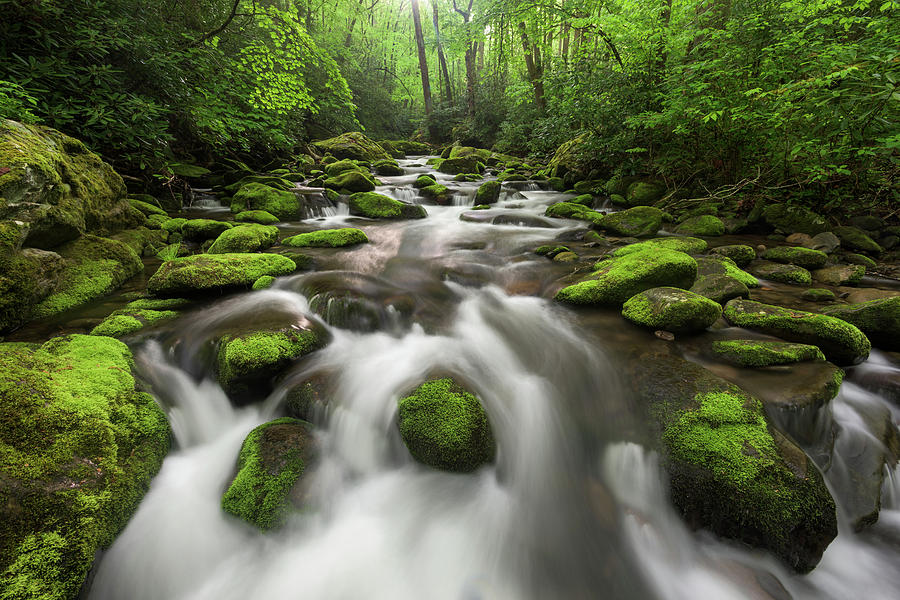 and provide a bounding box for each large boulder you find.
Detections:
[674,215,725,237]
[475,181,501,205]
[221,418,316,529]
[709,244,756,266]
[723,299,871,365]
[348,192,426,219]
[230,183,301,221]
[622,287,722,333]
[0,119,139,249]
[820,296,900,351]
[545,202,605,226]
[438,156,484,175]
[632,353,837,572]
[0,335,169,596]
[0,222,63,331]
[750,261,812,286]
[613,237,708,257]
[761,246,828,269]
[597,206,666,237]
[555,248,697,306]
[812,265,865,286]
[397,378,495,472]
[623,181,665,207]
[546,134,591,183]
[148,253,296,296]
[323,170,377,193]
[761,203,829,235]
[833,226,882,254]
[313,132,391,162]
[207,224,279,254]
[181,219,233,241]
[282,228,368,248]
